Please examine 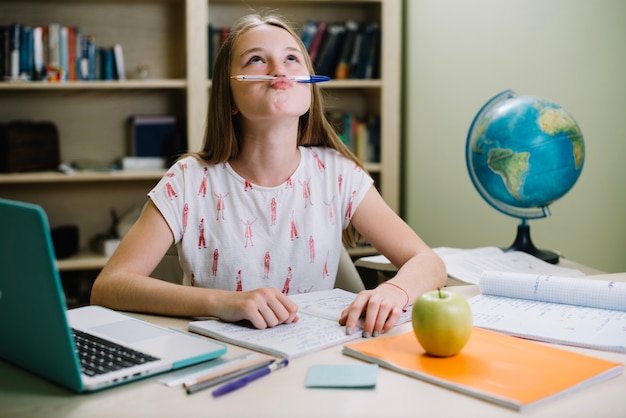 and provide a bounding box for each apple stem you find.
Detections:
[437,288,442,298]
